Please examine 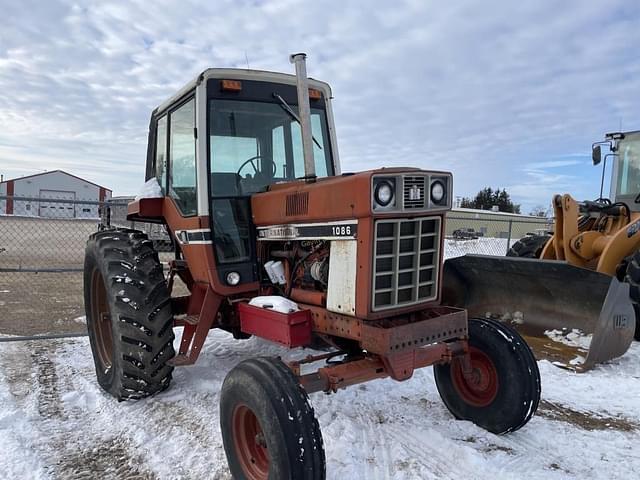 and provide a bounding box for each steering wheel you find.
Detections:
[236,155,277,178]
